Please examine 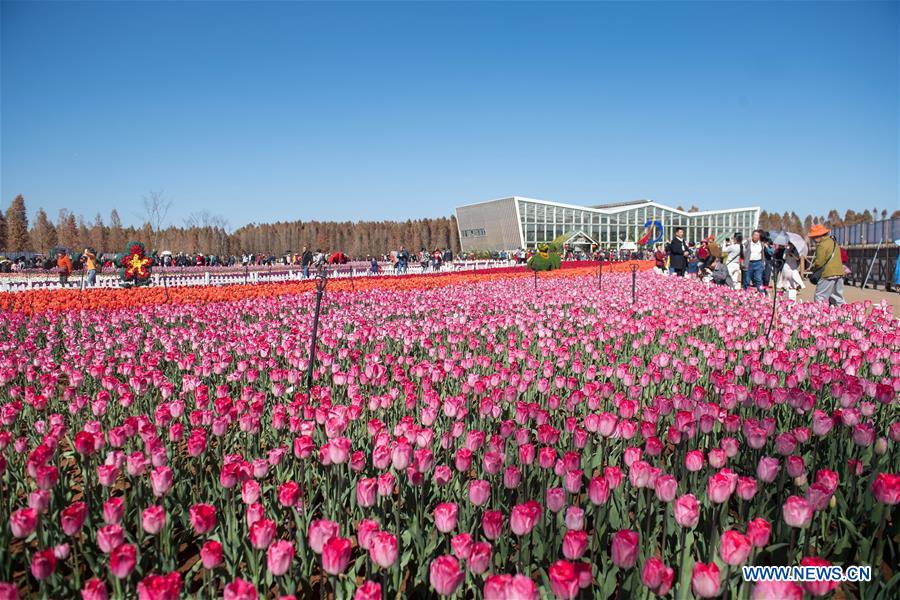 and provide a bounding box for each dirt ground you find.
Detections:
[793,282,899,313]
